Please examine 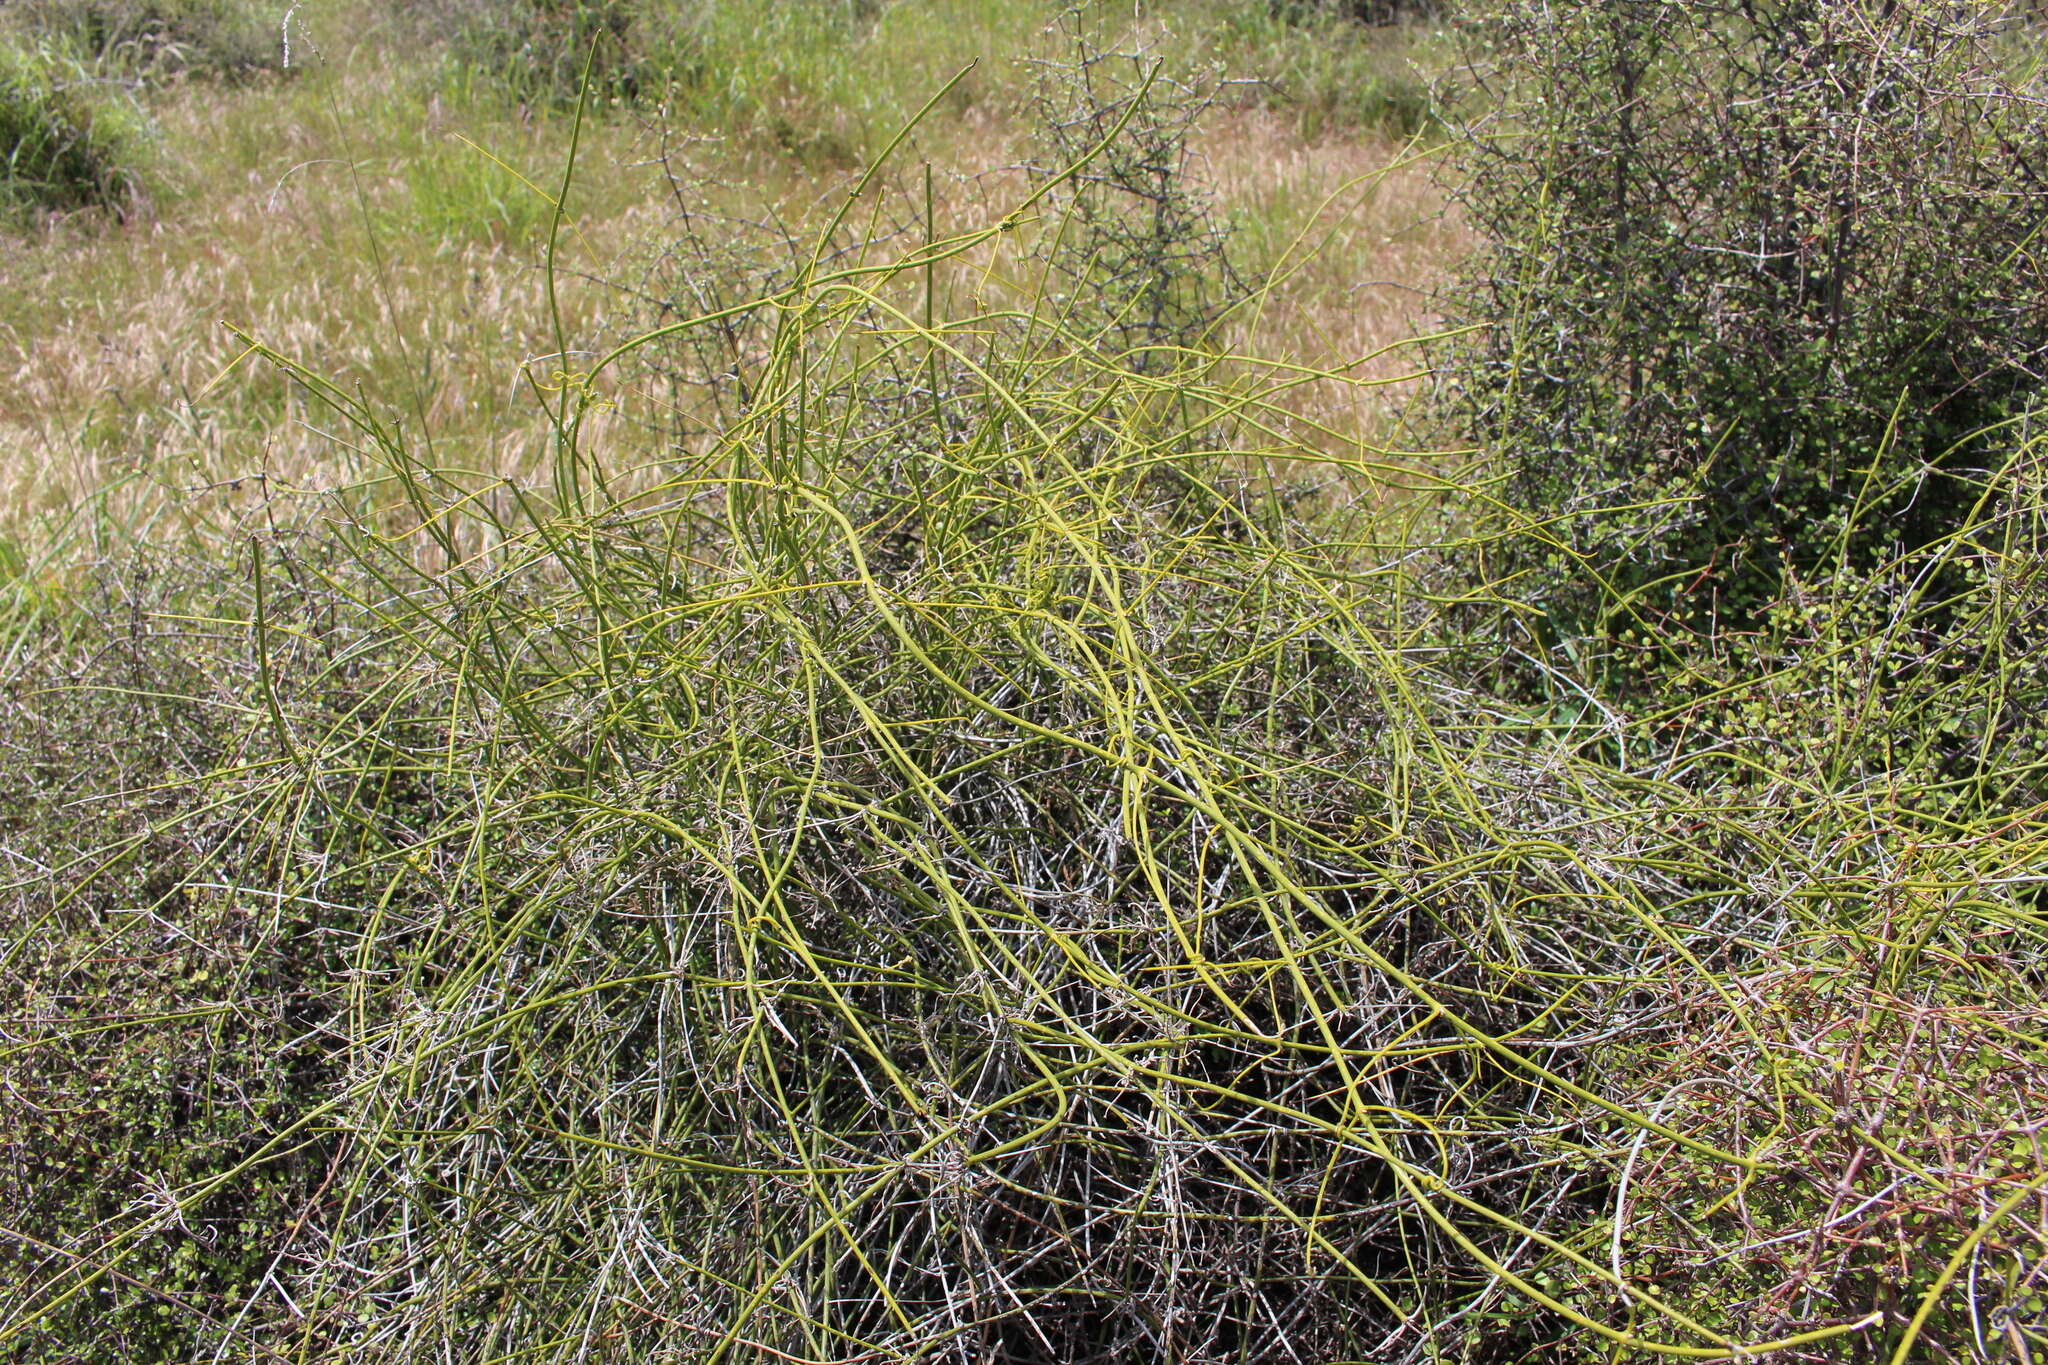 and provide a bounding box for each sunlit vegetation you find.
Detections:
[2,2,2043,1363]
